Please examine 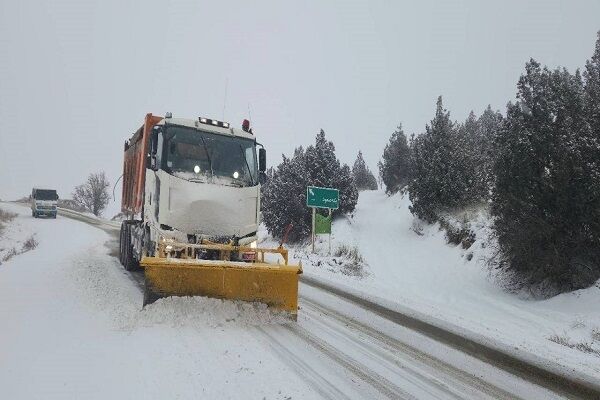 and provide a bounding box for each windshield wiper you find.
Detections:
[199,135,214,179]
[239,145,255,186]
